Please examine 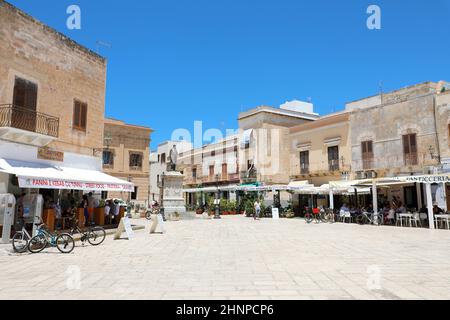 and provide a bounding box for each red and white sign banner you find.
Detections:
[18,177,134,192]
